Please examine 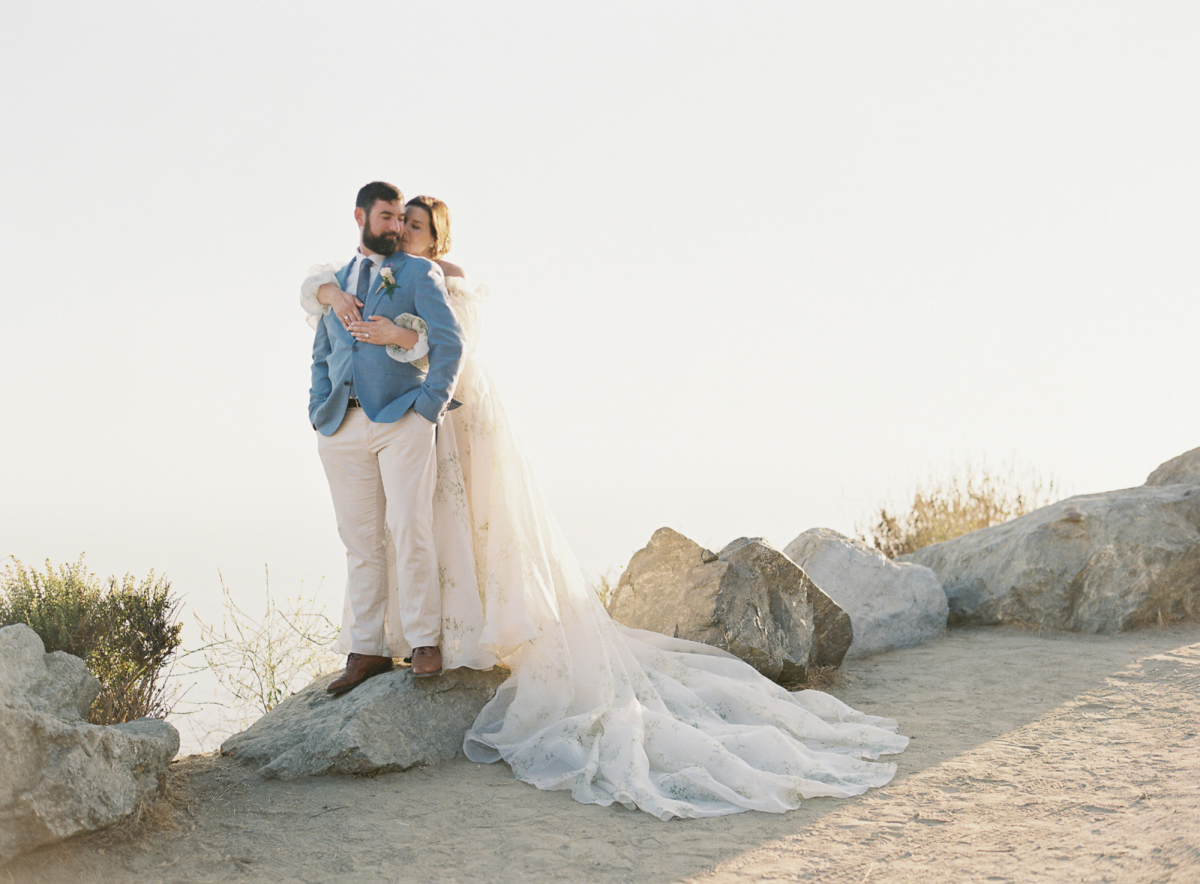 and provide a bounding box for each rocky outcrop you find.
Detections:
[784,528,947,658]
[903,486,1200,633]
[221,665,510,779]
[607,528,851,682]
[1146,447,1200,487]
[0,624,179,863]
